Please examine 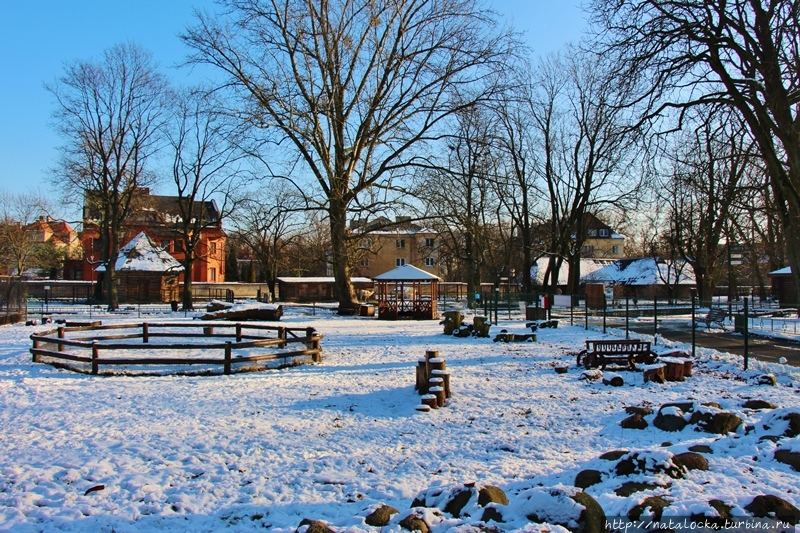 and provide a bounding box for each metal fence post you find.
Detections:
[691,296,696,359]
[603,294,607,333]
[743,297,749,371]
[653,295,658,345]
